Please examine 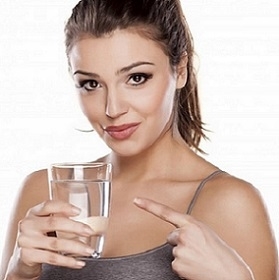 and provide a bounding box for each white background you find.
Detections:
[0,0,278,262]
